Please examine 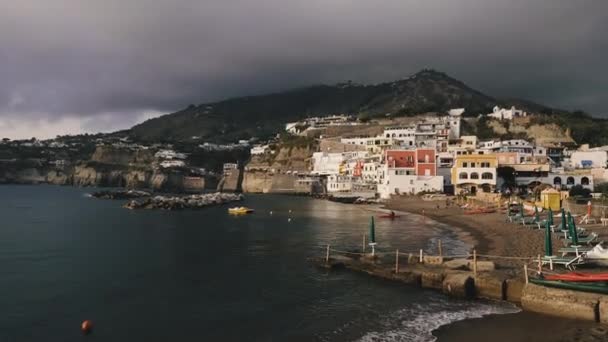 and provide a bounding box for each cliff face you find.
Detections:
[0,145,217,192]
[220,145,315,194]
